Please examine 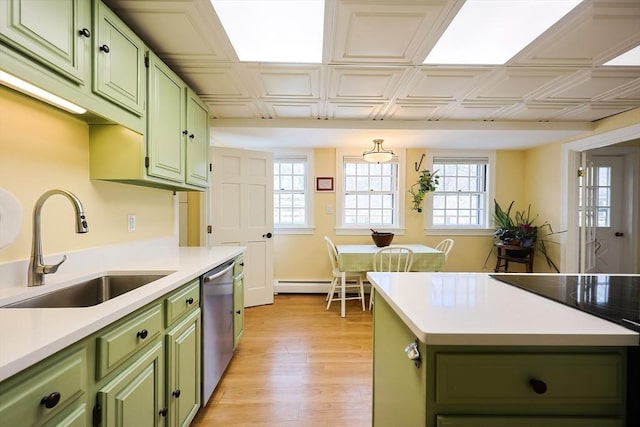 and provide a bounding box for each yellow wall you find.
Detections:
[273,147,531,279]
[0,86,175,263]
